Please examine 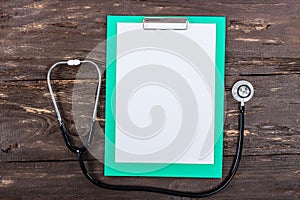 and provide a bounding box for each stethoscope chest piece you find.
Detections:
[232,80,254,104]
